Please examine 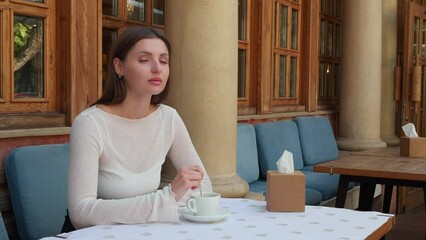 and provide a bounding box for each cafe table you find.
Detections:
[42,198,394,240]
[314,148,426,213]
